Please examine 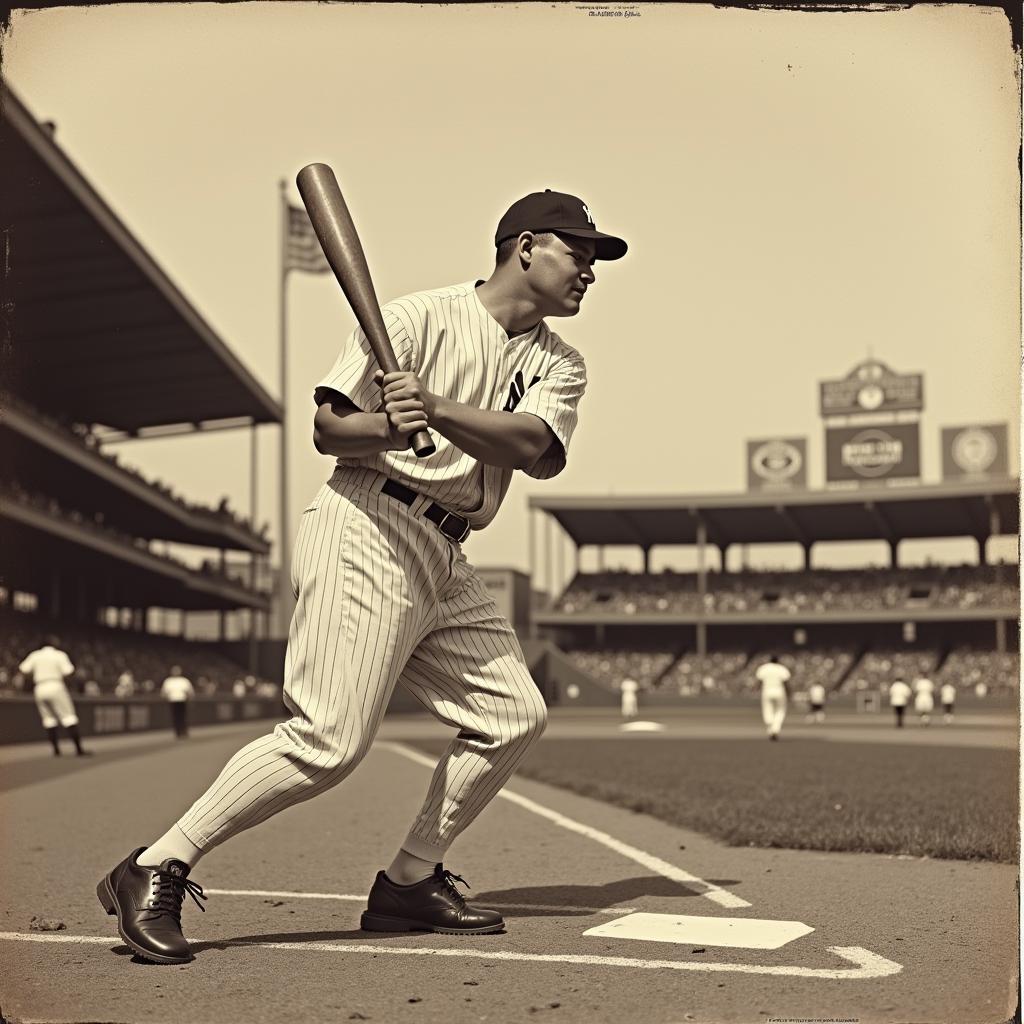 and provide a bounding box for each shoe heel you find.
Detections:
[96,879,116,916]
